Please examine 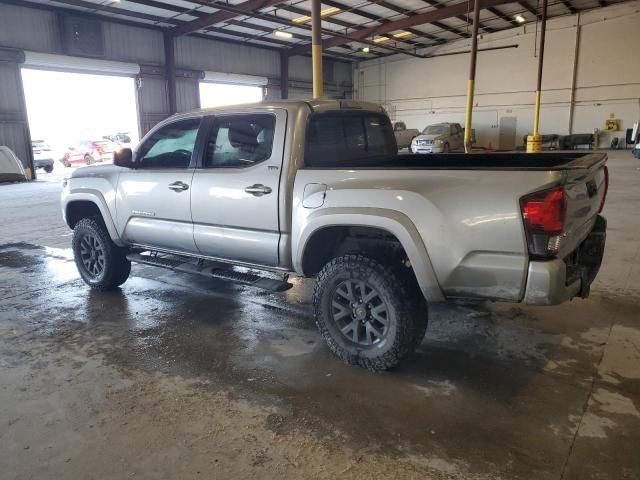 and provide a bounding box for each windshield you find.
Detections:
[422,125,449,135]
